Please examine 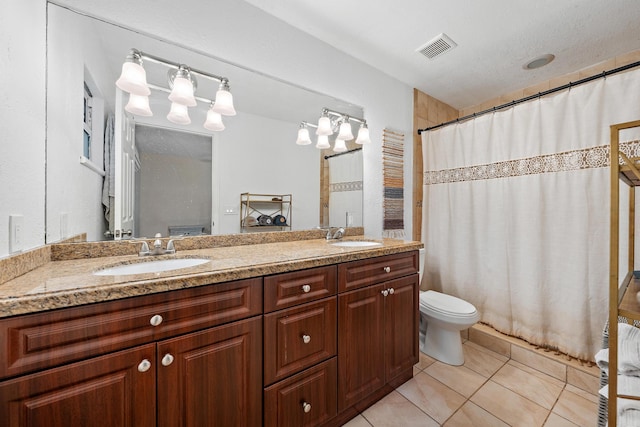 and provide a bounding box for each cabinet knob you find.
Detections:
[384,266,391,273]
[137,359,151,372]
[302,334,311,344]
[302,402,312,413]
[150,314,163,327]
[302,284,311,293]
[388,287,395,295]
[381,289,389,297]
[161,353,175,366]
